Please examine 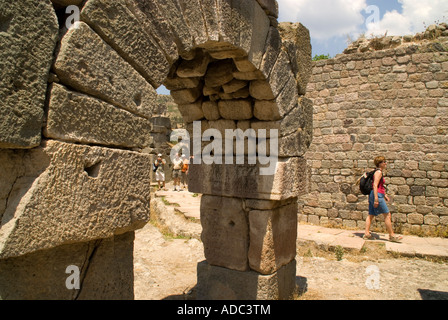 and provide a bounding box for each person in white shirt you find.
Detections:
[154,154,166,191]
[172,152,183,191]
